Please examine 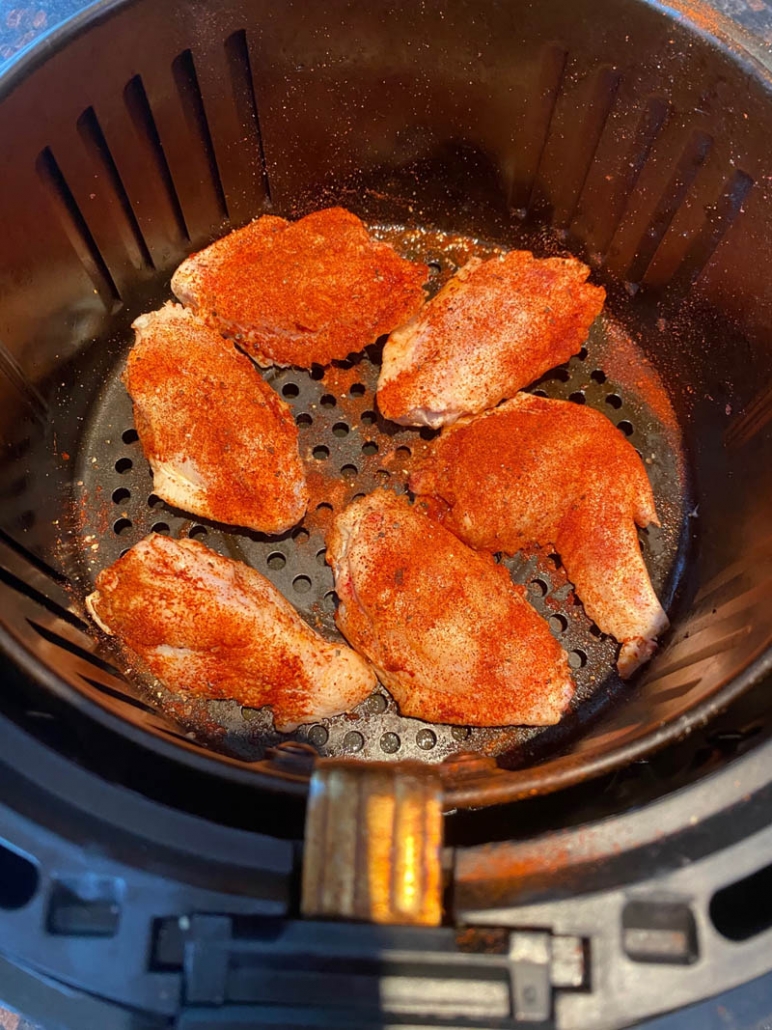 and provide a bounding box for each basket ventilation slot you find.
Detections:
[36,147,122,311]
[171,48,229,221]
[26,619,123,679]
[593,96,672,260]
[0,555,180,723]
[649,627,752,684]
[0,565,86,633]
[640,564,772,702]
[624,129,713,284]
[510,45,568,214]
[79,674,158,716]
[123,74,190,244]
[223,29,271,203]
[551,65,622,230]
[668,168,754,293]
[76,106,155,271]
[0,527,67,586]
